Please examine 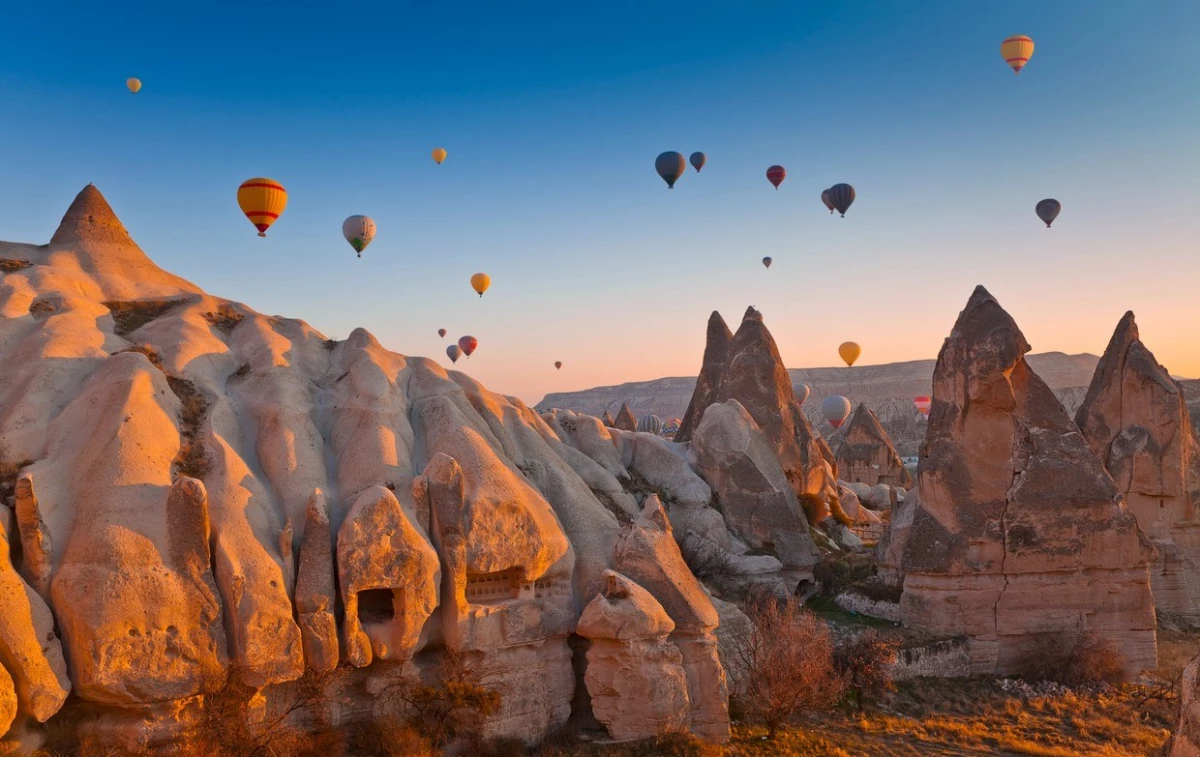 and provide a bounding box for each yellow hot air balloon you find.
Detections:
[1000,35,1034,75]
[432,148,448,164]
[470,272,490,297]
[237,178,288,237]
[838,341,861,367]
[126,78,142,94]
